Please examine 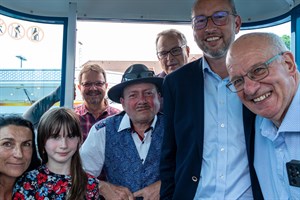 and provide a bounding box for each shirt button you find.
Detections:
[220,148,225,152]
[192,176,198,182]
[220,123,225,128]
